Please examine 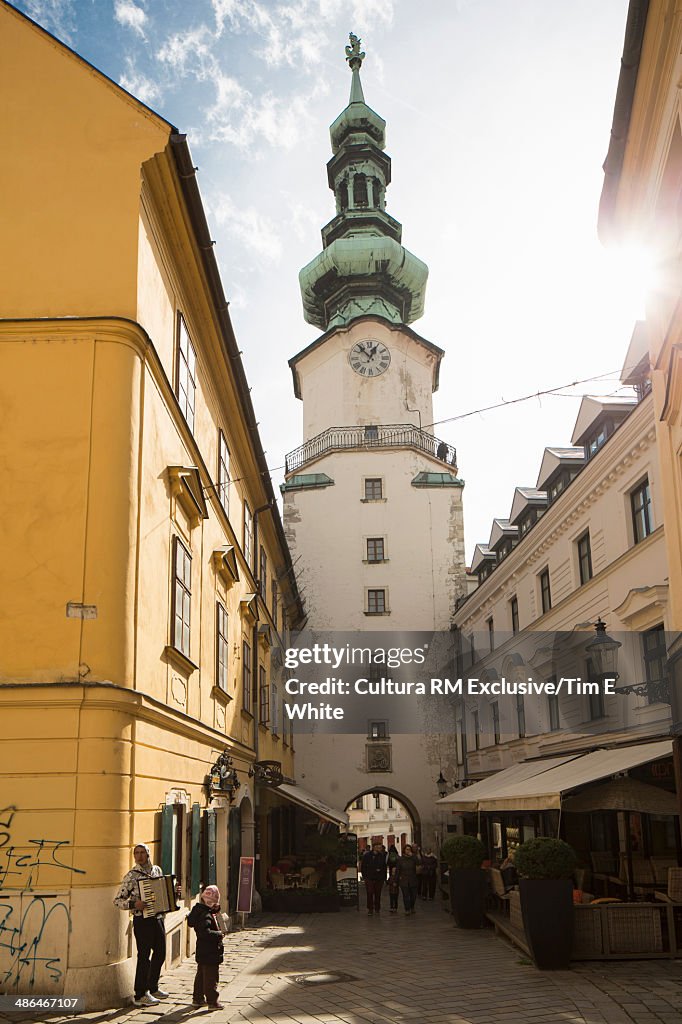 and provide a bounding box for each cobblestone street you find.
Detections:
[5,900,682,1024]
